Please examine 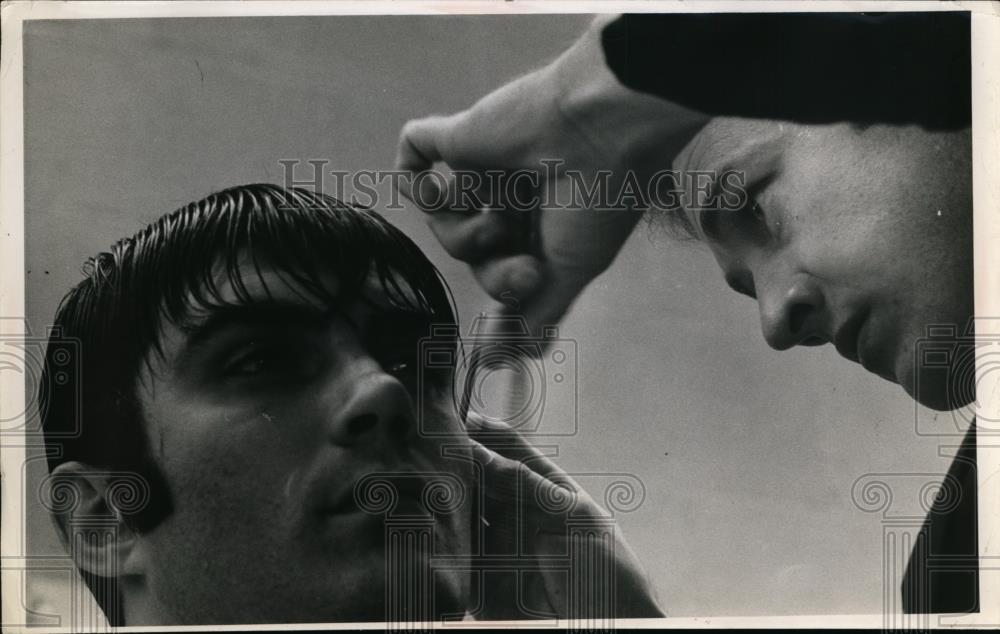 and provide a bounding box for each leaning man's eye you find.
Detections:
[746,198,765,222]
[732,197,772,242]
